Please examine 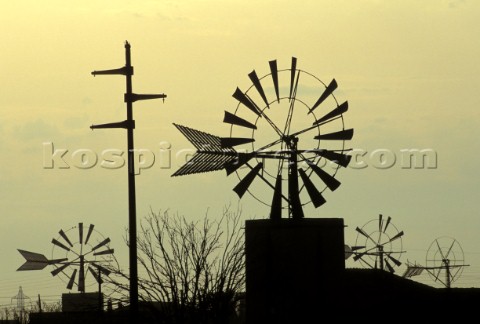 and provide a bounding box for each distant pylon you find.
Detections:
[11,286,30,312]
